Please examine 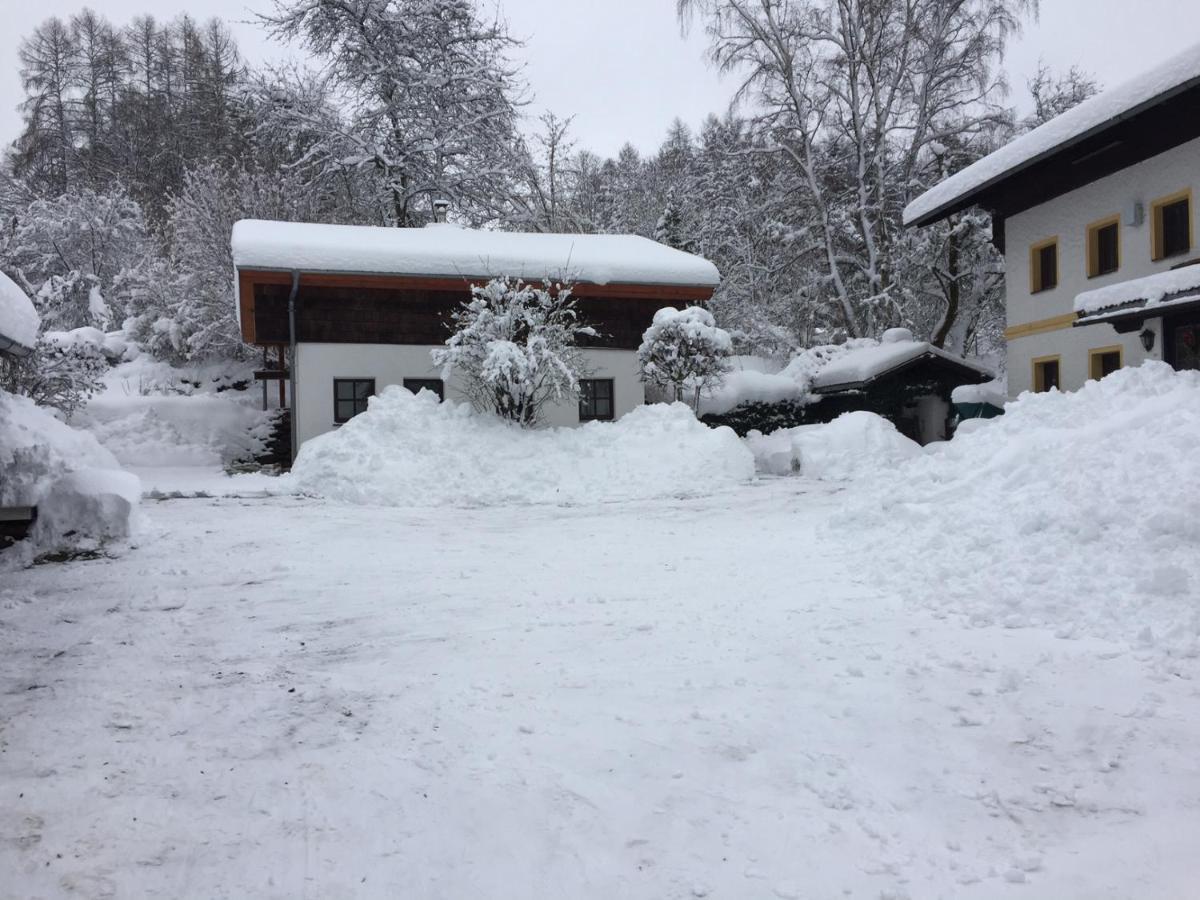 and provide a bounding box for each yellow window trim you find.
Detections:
[1150,188,1193,261]
[1085,214,1121,278]
[1004,311,1078,340]
[1029,236,1059,294]
[1088,345,1124,380]
[1031,354,1061,393]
